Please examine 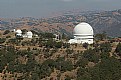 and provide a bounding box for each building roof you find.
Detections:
[16,29,22,34]
[27,31,33,36]
[73,22,93,35]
